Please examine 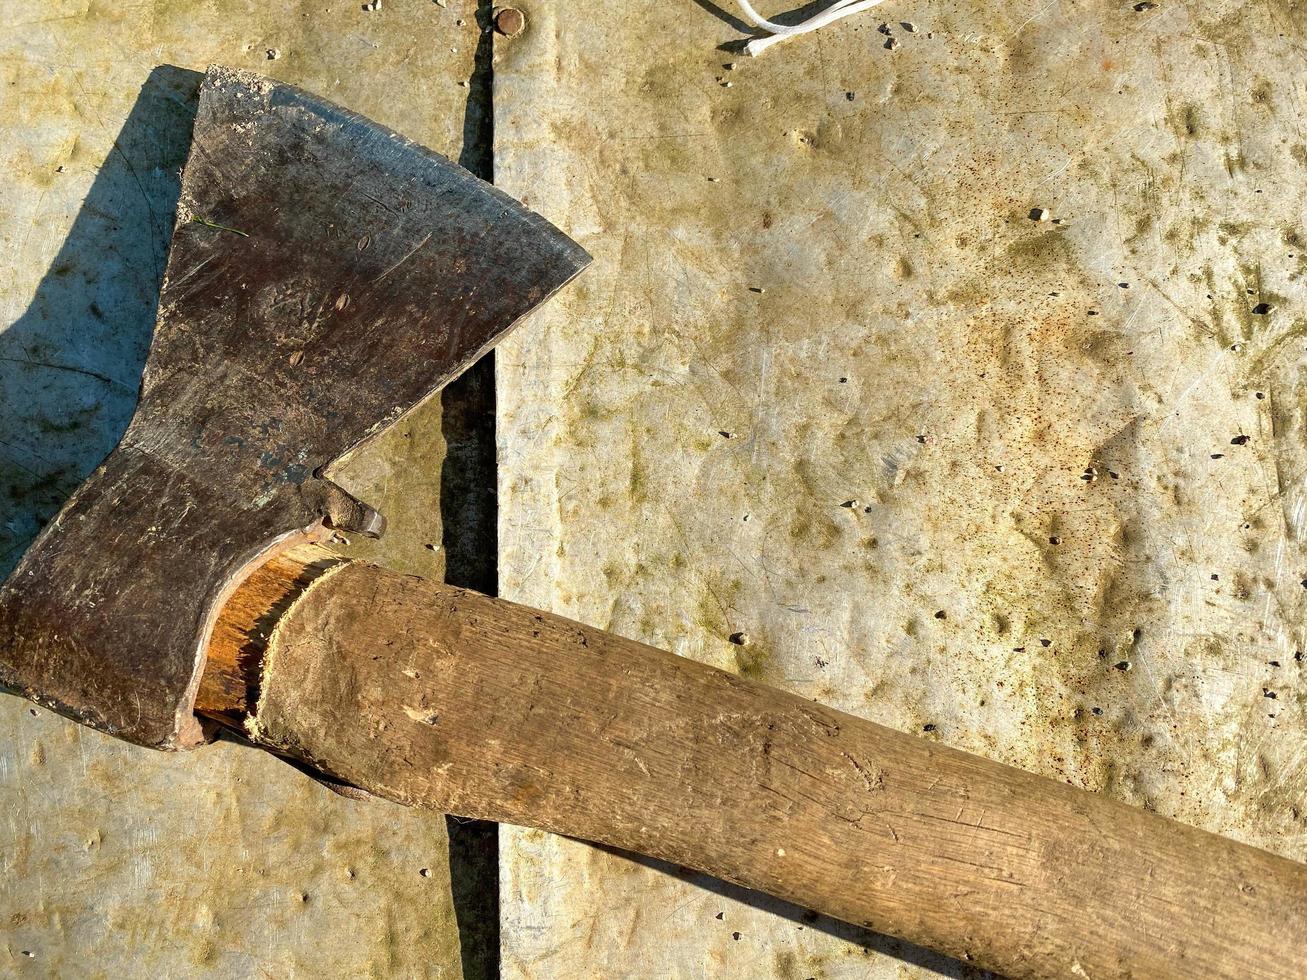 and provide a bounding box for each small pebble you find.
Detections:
[885,37,900,50]
[878,22,892,34]
[724,62,736,70]
[266,48,280,60]
[1252,302,1271,315]
[1029,207,1052,222]
[901,21,918,32]
[729,631,750,646]
[1134,1,1157,10]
